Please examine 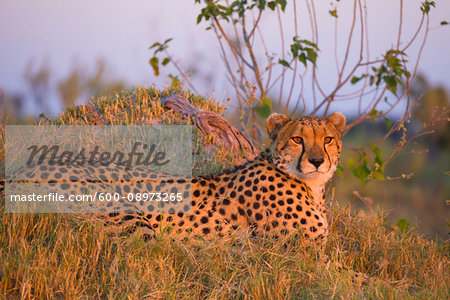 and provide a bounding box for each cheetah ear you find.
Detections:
[266,113,291,140]
[327,112,346,133]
